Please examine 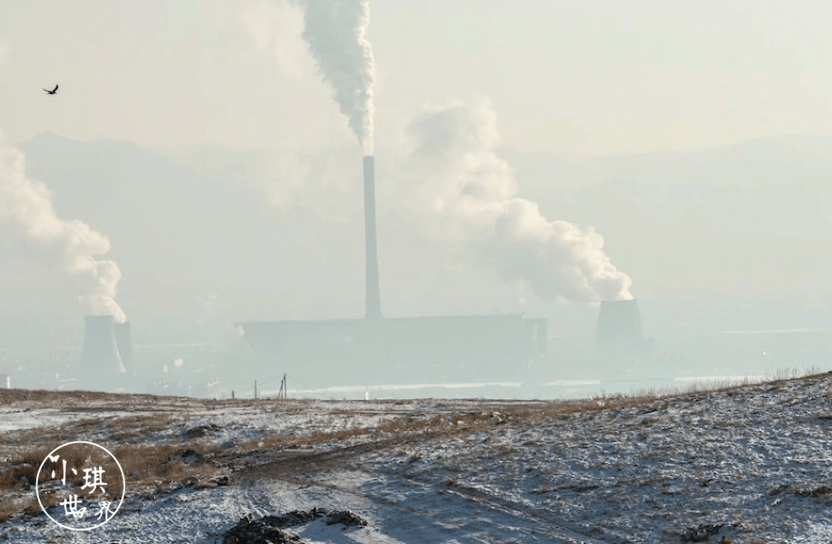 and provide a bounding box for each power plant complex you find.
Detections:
[238,155,549,387]
[68,155,649,393]
[71,314,221,395]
